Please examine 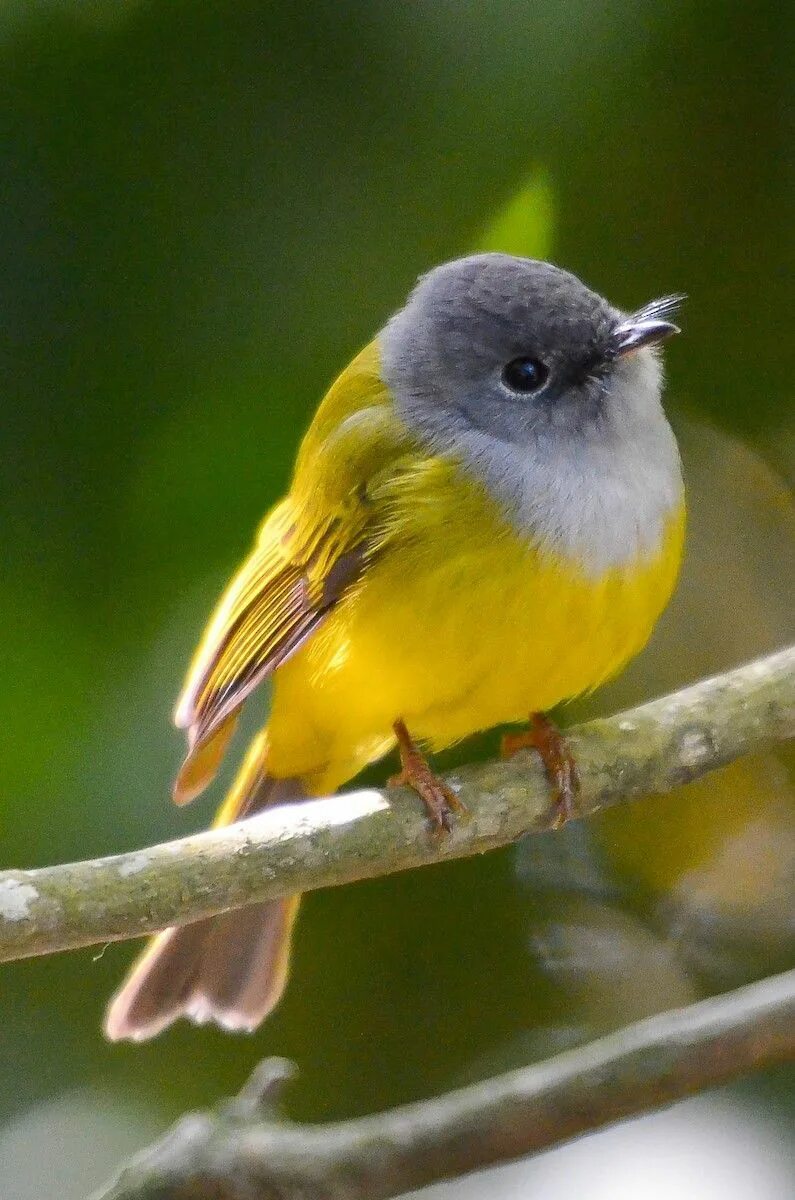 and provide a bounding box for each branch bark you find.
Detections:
[93,969,795,1200]
[1,646,793,963]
